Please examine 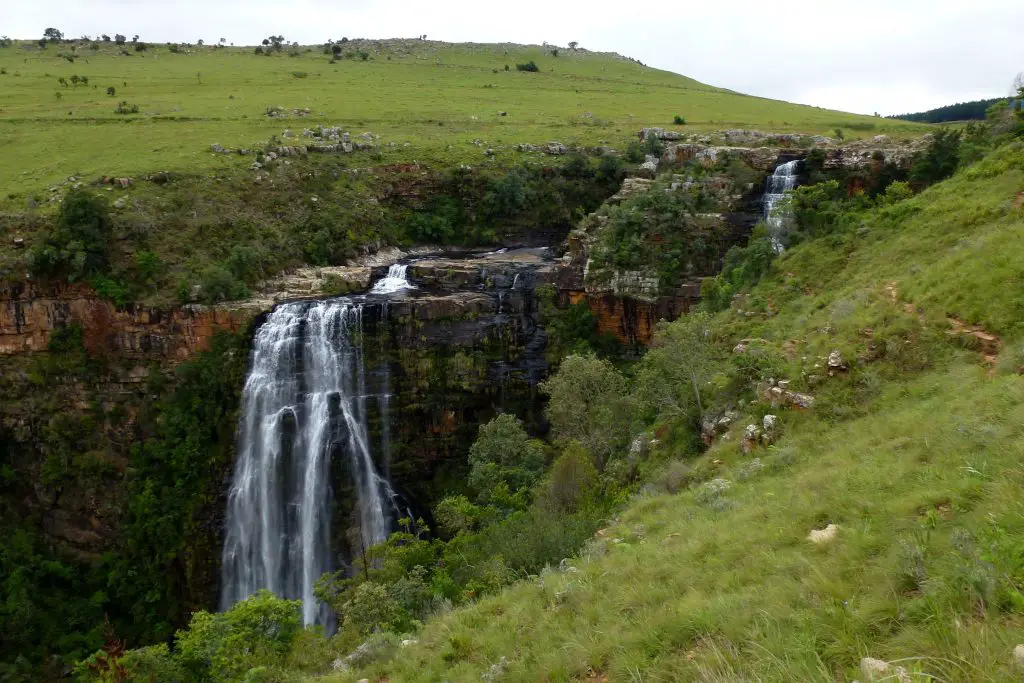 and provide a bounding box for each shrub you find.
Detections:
[254,46,264,55]
[468,414,546,502]
[291,71,308,79]
[910,128,961,188]
[198,264,249,303]
[29,188,112,281]
[114,101,139,114]
[544,442,598,512]
[542,354,634,470]
[515,60,539,72]
[105,86,115,97]
[673,115,686,125]
[174,591,302,682]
